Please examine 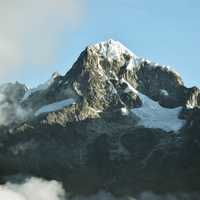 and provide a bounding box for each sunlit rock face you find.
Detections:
[0,40,199,196]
